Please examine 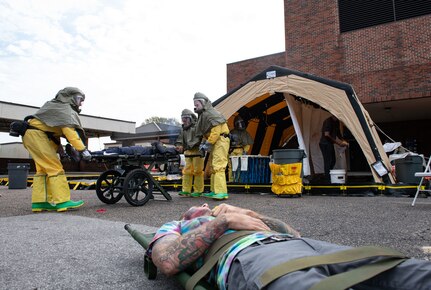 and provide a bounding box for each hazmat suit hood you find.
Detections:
[230,114,253,147]
[234,115,247,130]
[193,92,210,114]
[182,108,197,122]
[181,108,197,130]
[193,92,226,137]
[32,87,85,132]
